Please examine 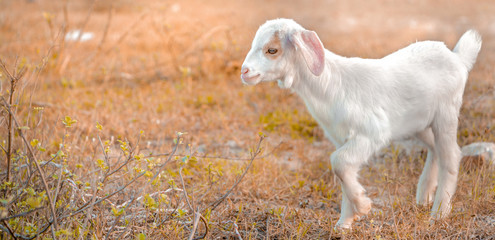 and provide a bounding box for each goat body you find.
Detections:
[241,19,482,228]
